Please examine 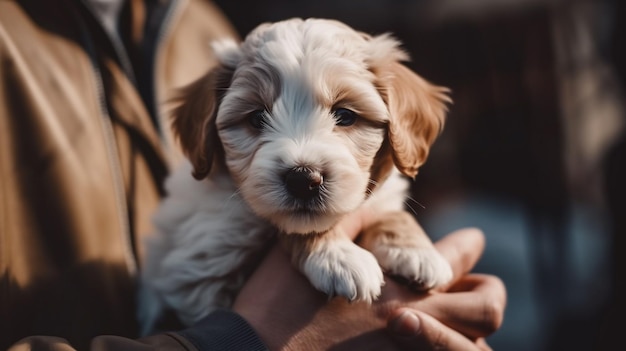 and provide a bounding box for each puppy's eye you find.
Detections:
[333,108,358,127]
[248,110,268,129]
